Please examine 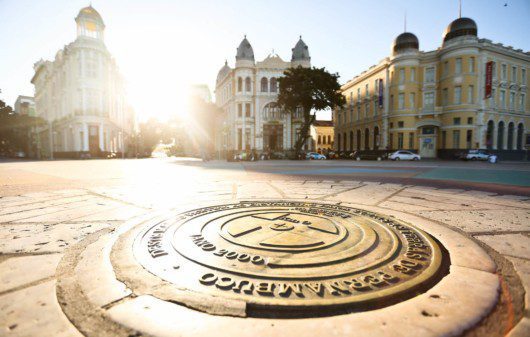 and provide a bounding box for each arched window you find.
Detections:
[486,121,494,150]
[237,77,242,92]
[374,126,380,150]
[245,77,251,92]
[327,135,331,144]
[270,78,278,92]
[507,122,515,150]
[318,135,322,144]
[260,77,268,92]
[356,130,361,150]
[498,121,505,149]
[364,128,370,150]
[263,102,281,120]
[517,123,524,150]
[337,134,342,151]
[349,131,354,151]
